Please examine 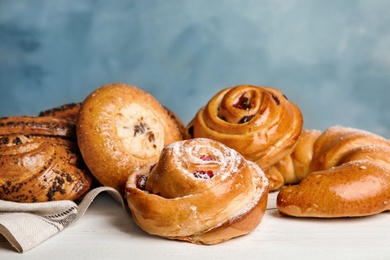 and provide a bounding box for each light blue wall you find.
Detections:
[1,0,390,137]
